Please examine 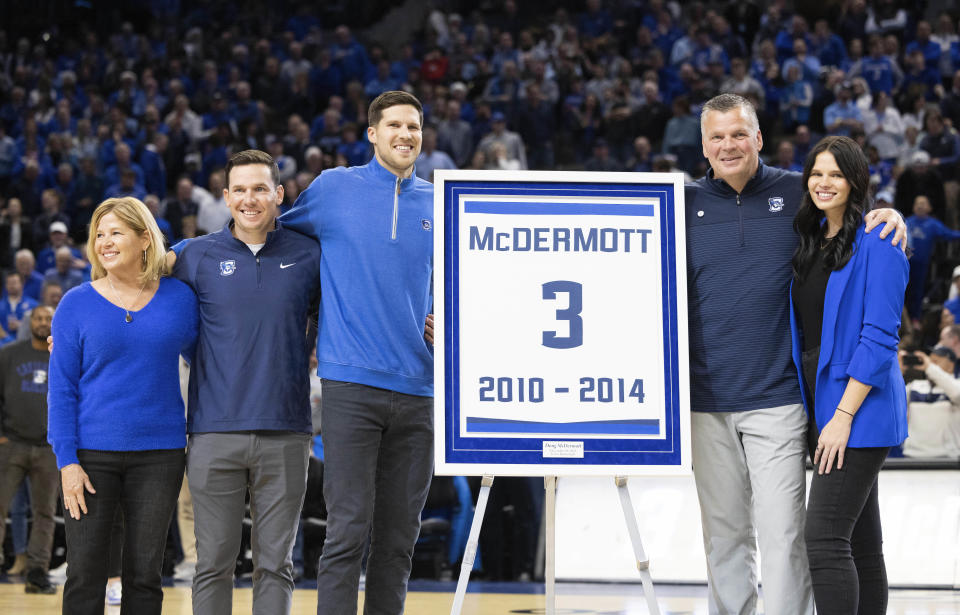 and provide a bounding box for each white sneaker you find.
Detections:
[106,580,122,606]
[173,560,196,582]
[48,562,68,583]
